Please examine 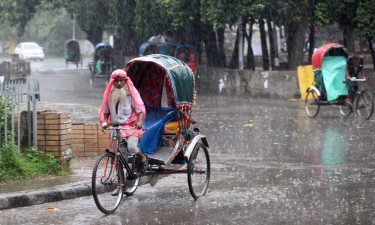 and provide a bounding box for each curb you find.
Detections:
[0,174,154,210]
[0,182,92,210]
